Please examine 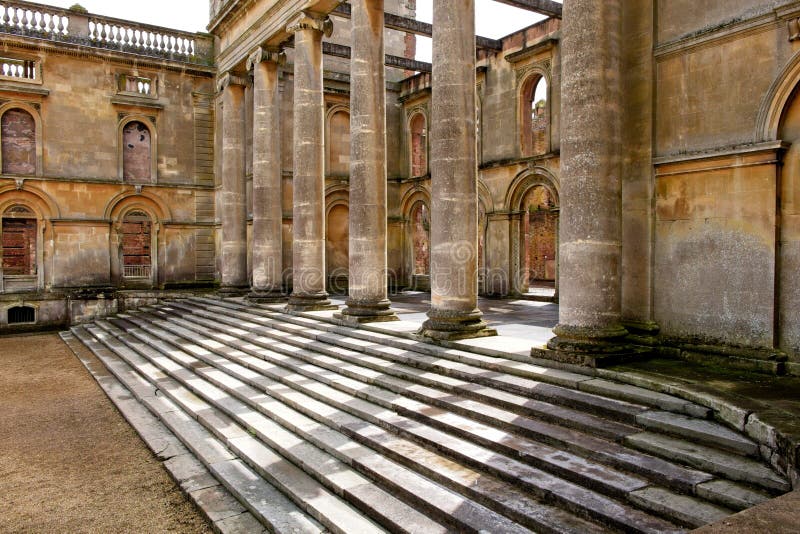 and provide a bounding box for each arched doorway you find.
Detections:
[410,200,430,290]
[1,204,37,292]
[506,172,560,298]
[778,88,800,359]
[120,210,153,286]
[326,203,349,294]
